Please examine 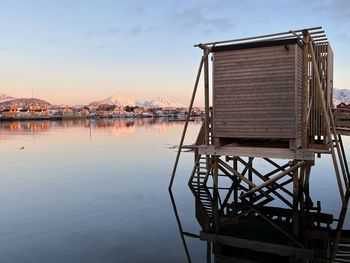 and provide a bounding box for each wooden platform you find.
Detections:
[197,145,315,160]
